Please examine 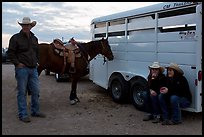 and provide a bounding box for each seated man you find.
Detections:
[65,37,79,73]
